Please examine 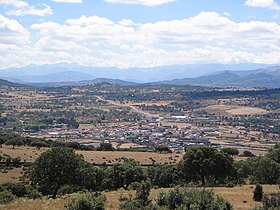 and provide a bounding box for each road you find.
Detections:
[95,95,154,117]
